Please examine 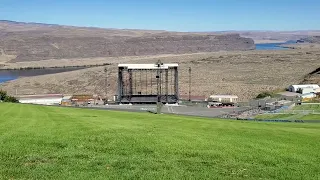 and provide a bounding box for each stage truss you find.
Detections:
[117,63,179,104]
